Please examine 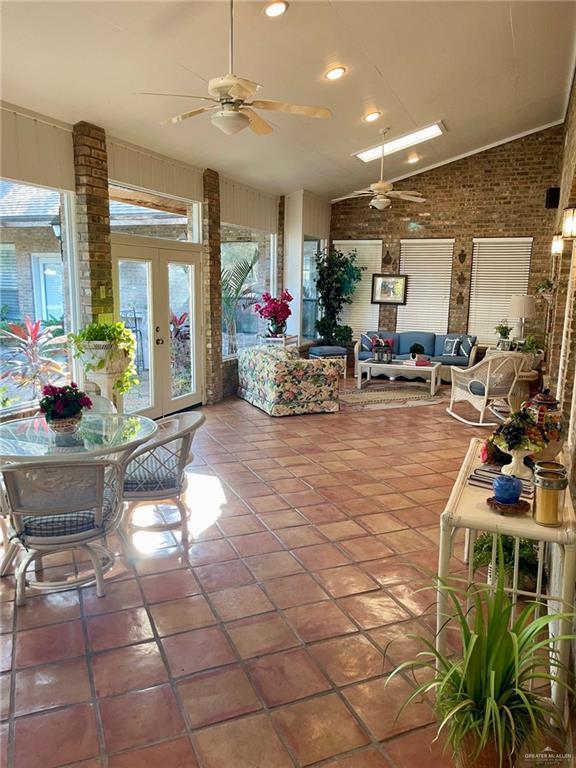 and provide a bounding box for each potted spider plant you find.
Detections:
[69,321,138,394]
[387,543,574,768]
